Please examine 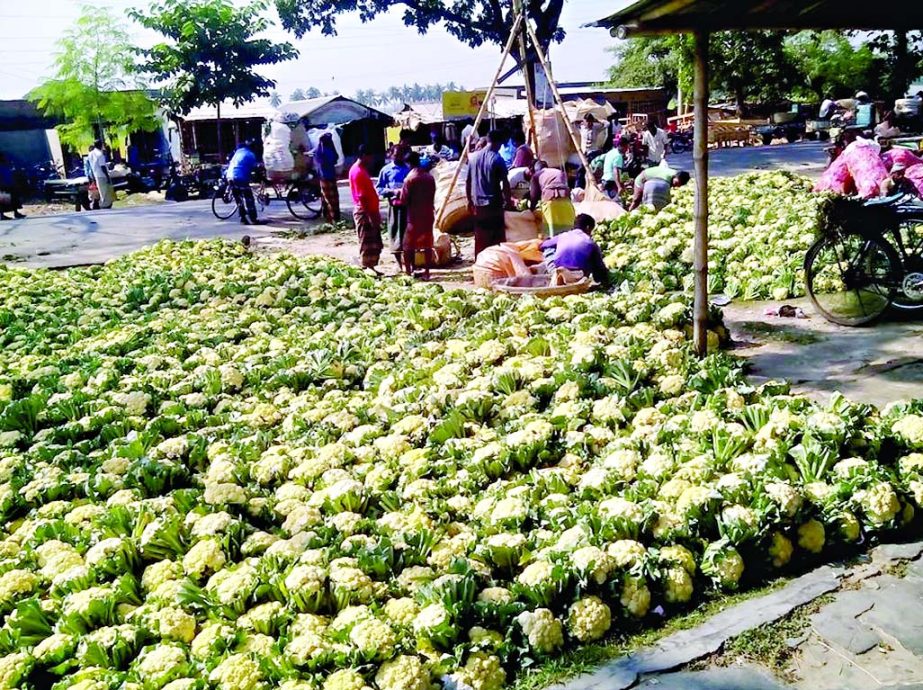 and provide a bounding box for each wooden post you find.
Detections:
[434,11,524,230]
[216,101,223,164]
[692,30,710,357]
